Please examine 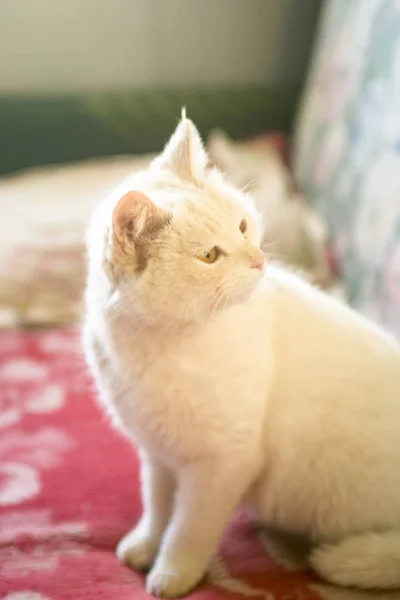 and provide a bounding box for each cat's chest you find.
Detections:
[106,306,273,461]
